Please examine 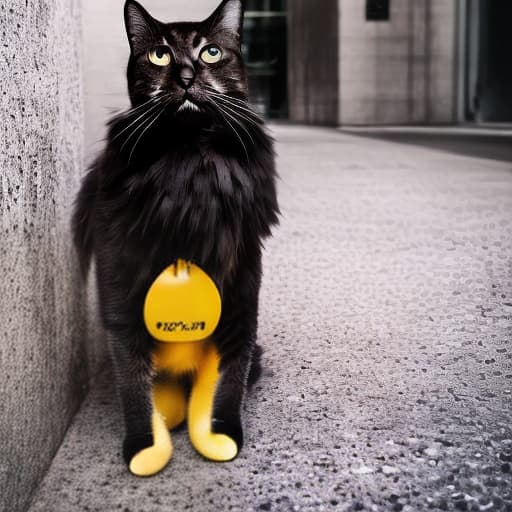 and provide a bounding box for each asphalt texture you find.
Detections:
[29,125,512,512]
